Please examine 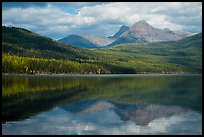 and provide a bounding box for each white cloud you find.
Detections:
[2,6,97,39]
[2,2,202,39]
